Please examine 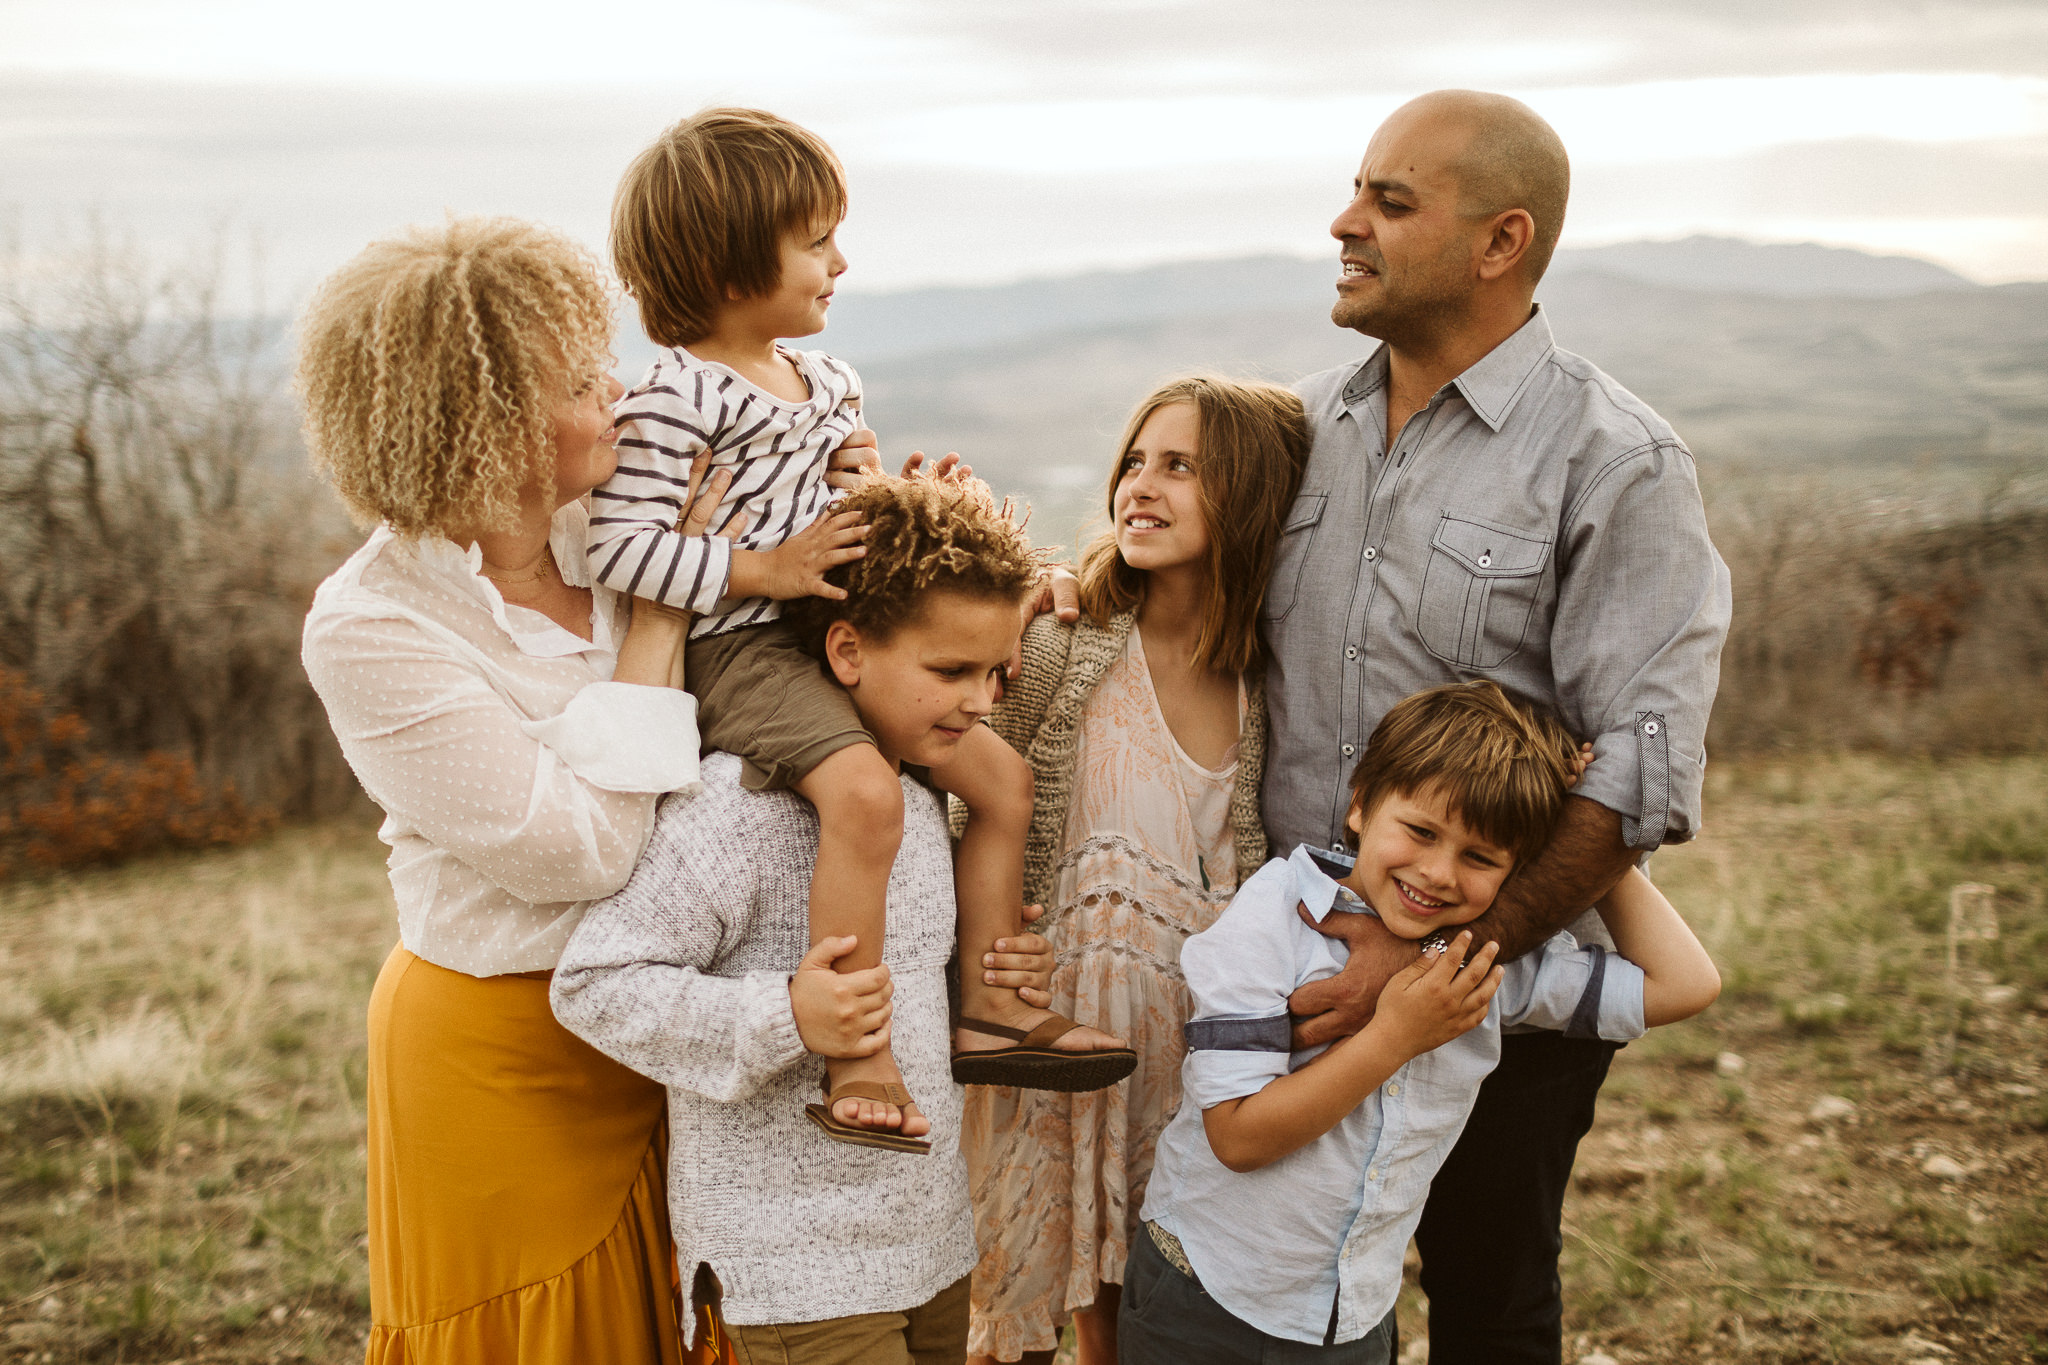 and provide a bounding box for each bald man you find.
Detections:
[1257,92,1730,1363]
